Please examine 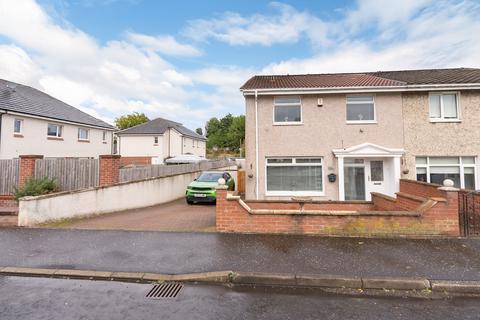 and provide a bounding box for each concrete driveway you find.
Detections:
[46,198,216,232]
